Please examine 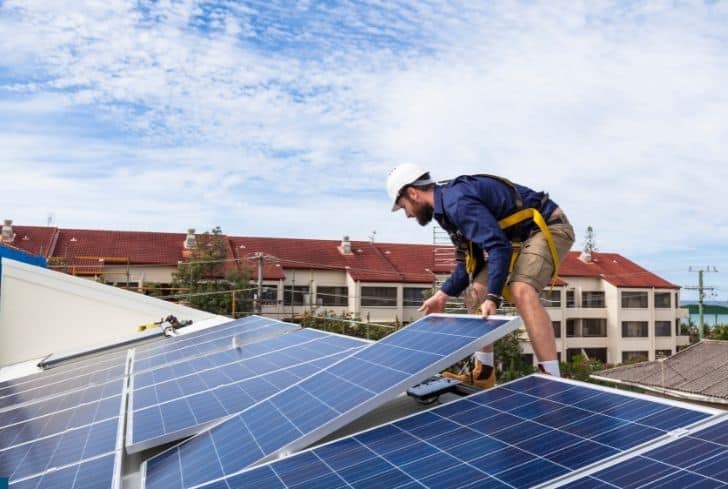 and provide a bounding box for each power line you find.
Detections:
[684,266,719,340]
